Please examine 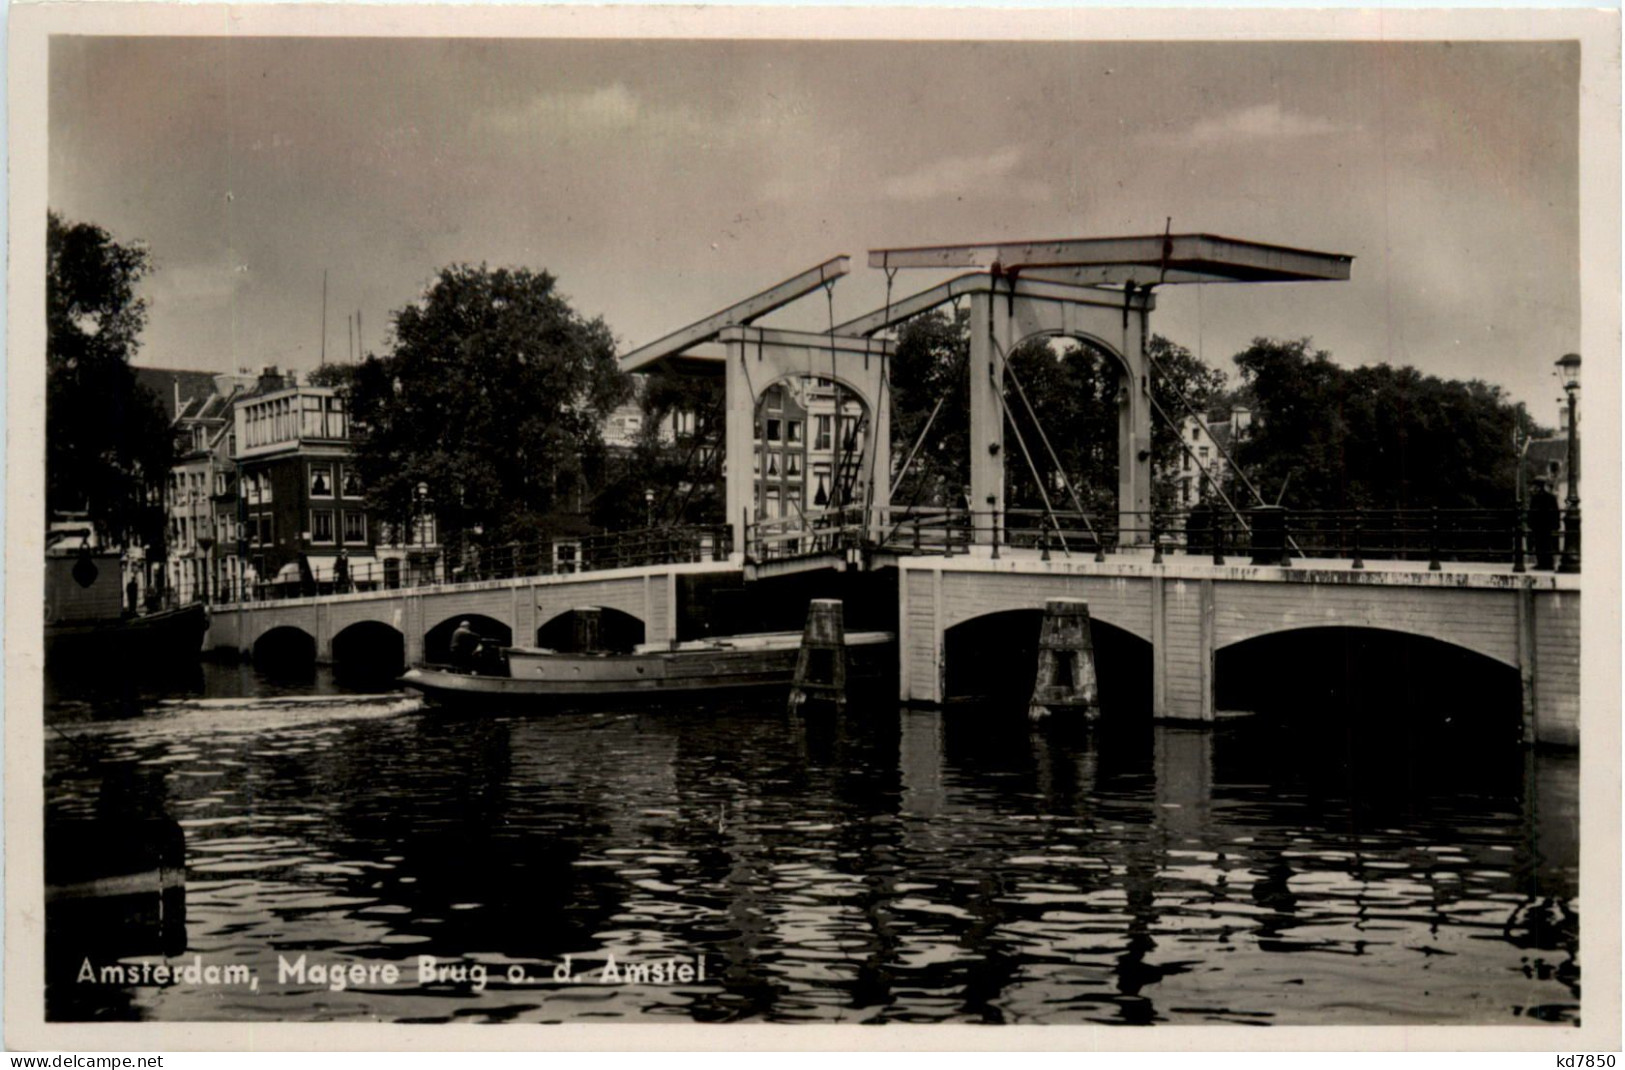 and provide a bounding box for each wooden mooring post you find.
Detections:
[788,598,848,713]
[1028,597,1100,721]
